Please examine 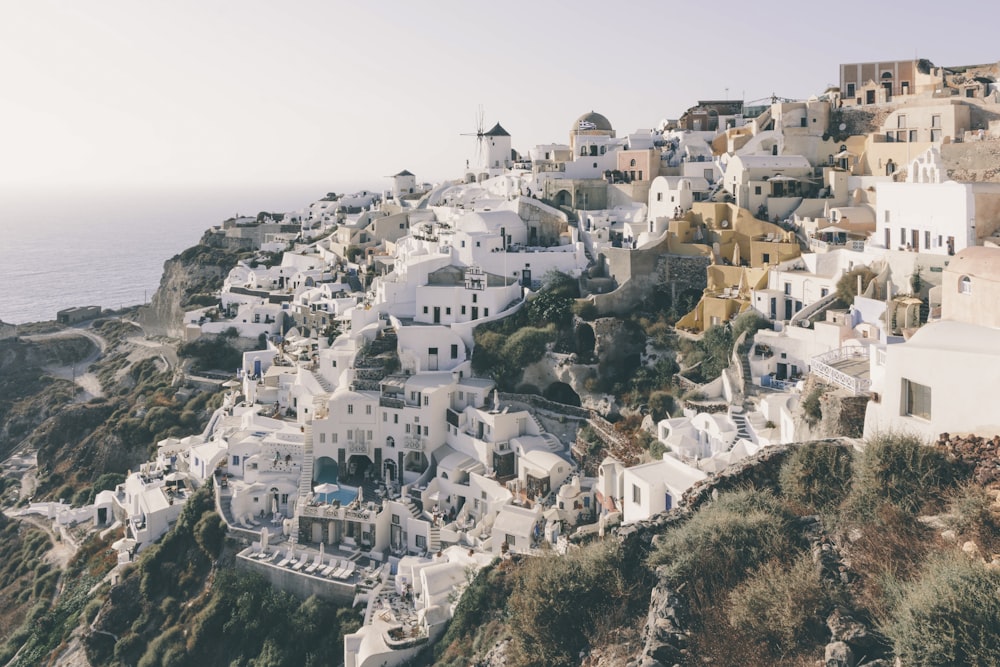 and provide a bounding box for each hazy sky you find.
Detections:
[3,0,999,191]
